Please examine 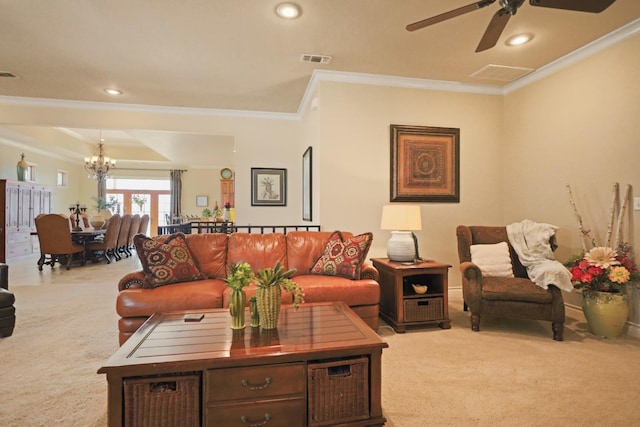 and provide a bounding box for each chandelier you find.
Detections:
[84,141,116,180]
